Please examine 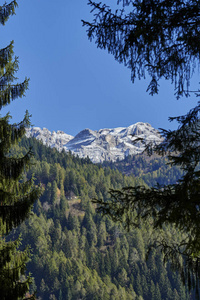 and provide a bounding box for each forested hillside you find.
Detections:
[102,154,183,187]
[13,137,193,299]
